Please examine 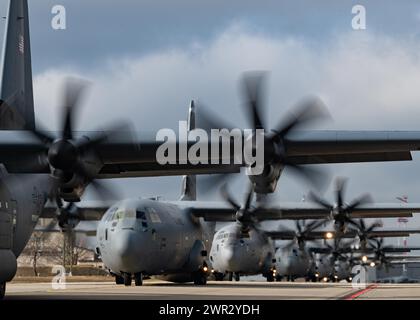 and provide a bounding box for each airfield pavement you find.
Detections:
[4,280,420,300]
